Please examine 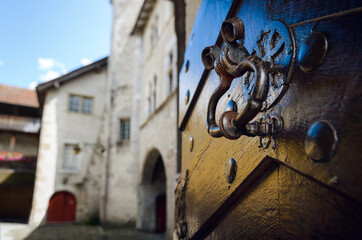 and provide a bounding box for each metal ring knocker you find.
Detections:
[202,17,295,144]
